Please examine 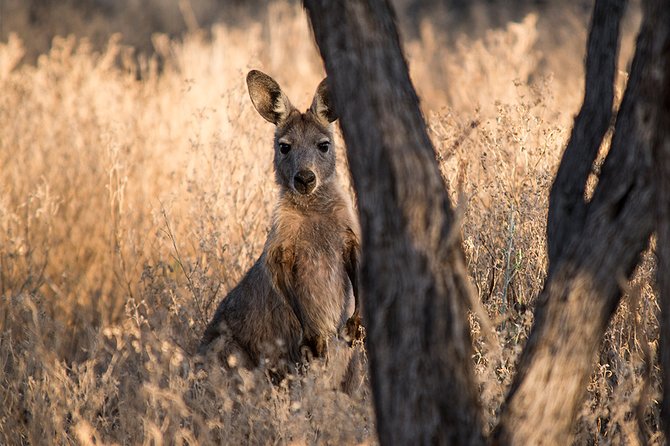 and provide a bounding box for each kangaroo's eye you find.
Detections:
[317,141,330,153]
[279,143,291,154]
